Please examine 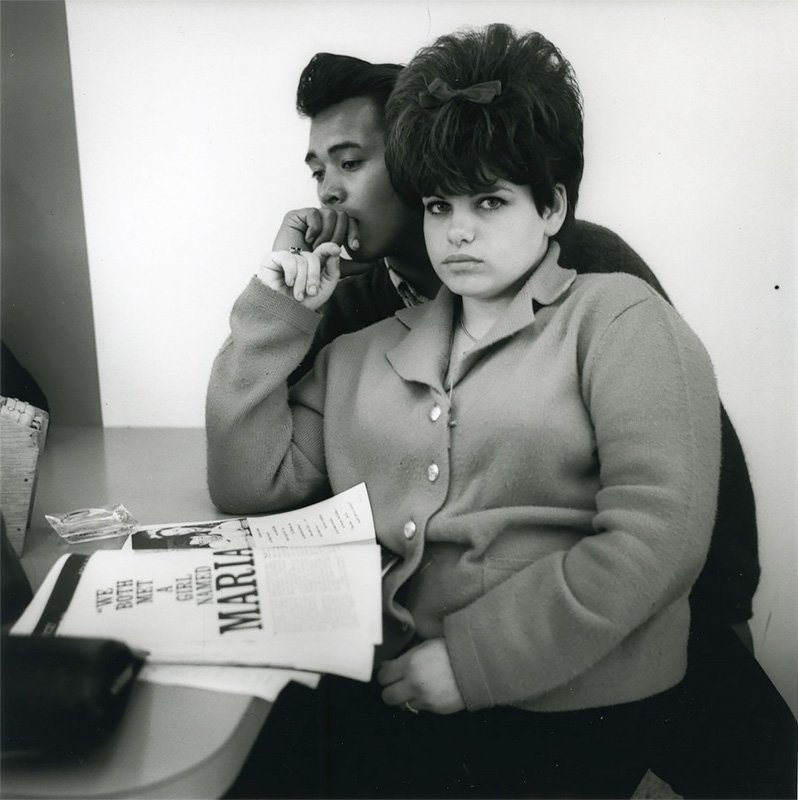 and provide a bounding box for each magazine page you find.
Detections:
[127,483,375,551]
[140,663,320,702]
[12,539,382,681]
